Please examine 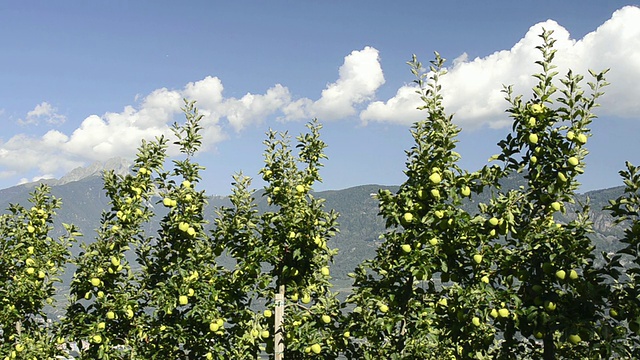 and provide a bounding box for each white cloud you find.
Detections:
[361,5,640,128]
[282,46,385,121]
[18,102,66,126]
